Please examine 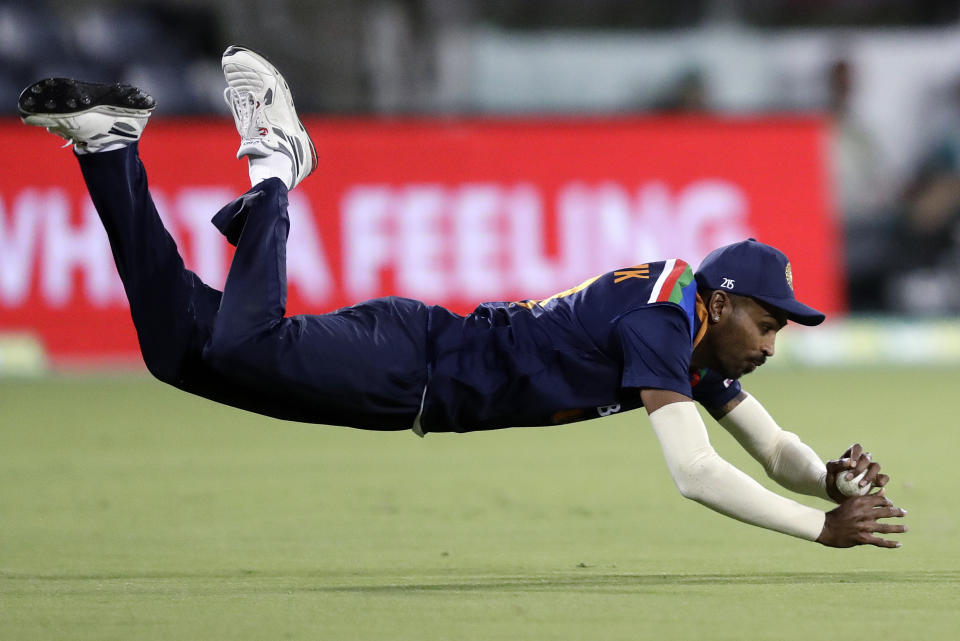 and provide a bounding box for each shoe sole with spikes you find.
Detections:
[19,78,155,151]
